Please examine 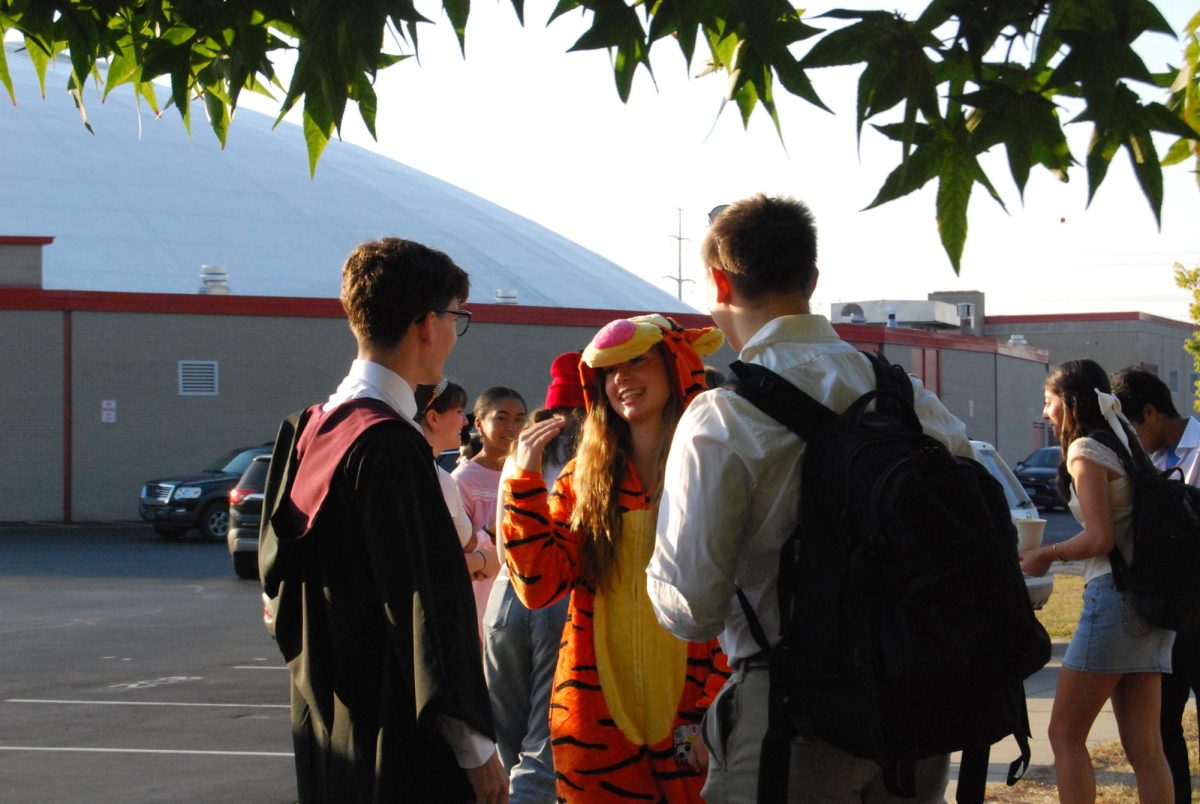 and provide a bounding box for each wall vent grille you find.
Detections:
[178,360,219,396]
